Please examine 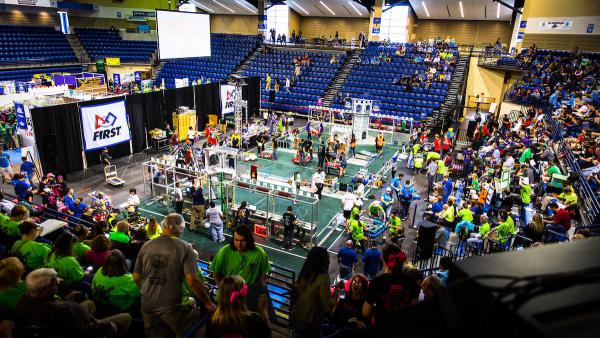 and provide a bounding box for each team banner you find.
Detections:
[220,84,238,116]
[80,100,130,151]
[14,102,28,130]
